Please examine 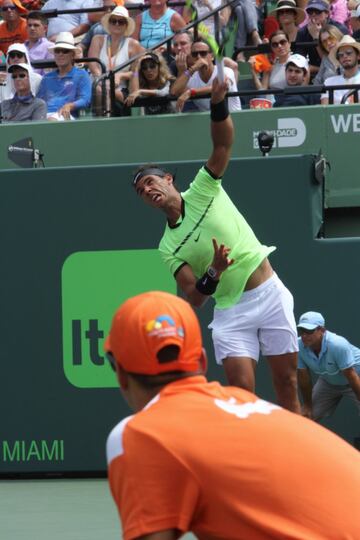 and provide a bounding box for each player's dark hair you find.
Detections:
[132,163,178,191]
